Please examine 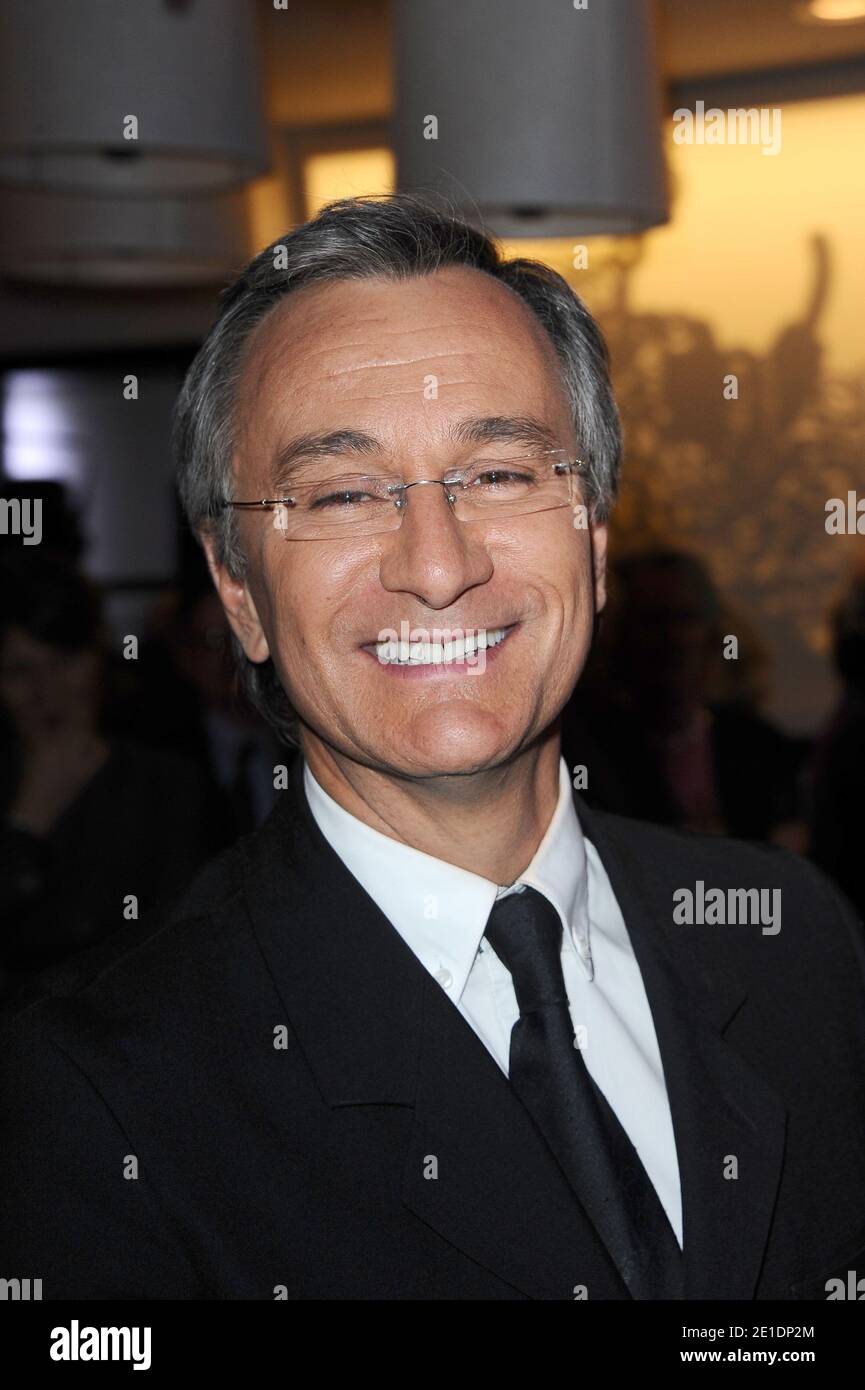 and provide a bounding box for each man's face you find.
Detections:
[208,266,607,779]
